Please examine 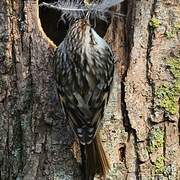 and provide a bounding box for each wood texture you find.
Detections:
[0,0,179,179]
